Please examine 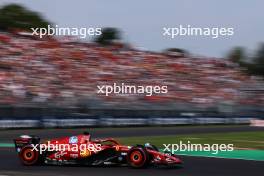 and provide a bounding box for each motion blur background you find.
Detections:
[0,0,264,127]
